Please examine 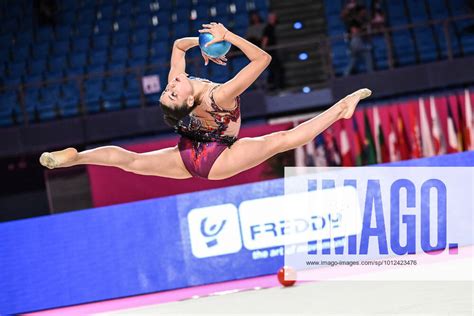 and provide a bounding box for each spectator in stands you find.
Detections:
[370,0,386,33]
[342,3,374,76]
[341,0,359,32]
[371,9,386,32]
[262,11,286,91]
[344,18,374,76]
[245,11,265,47]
